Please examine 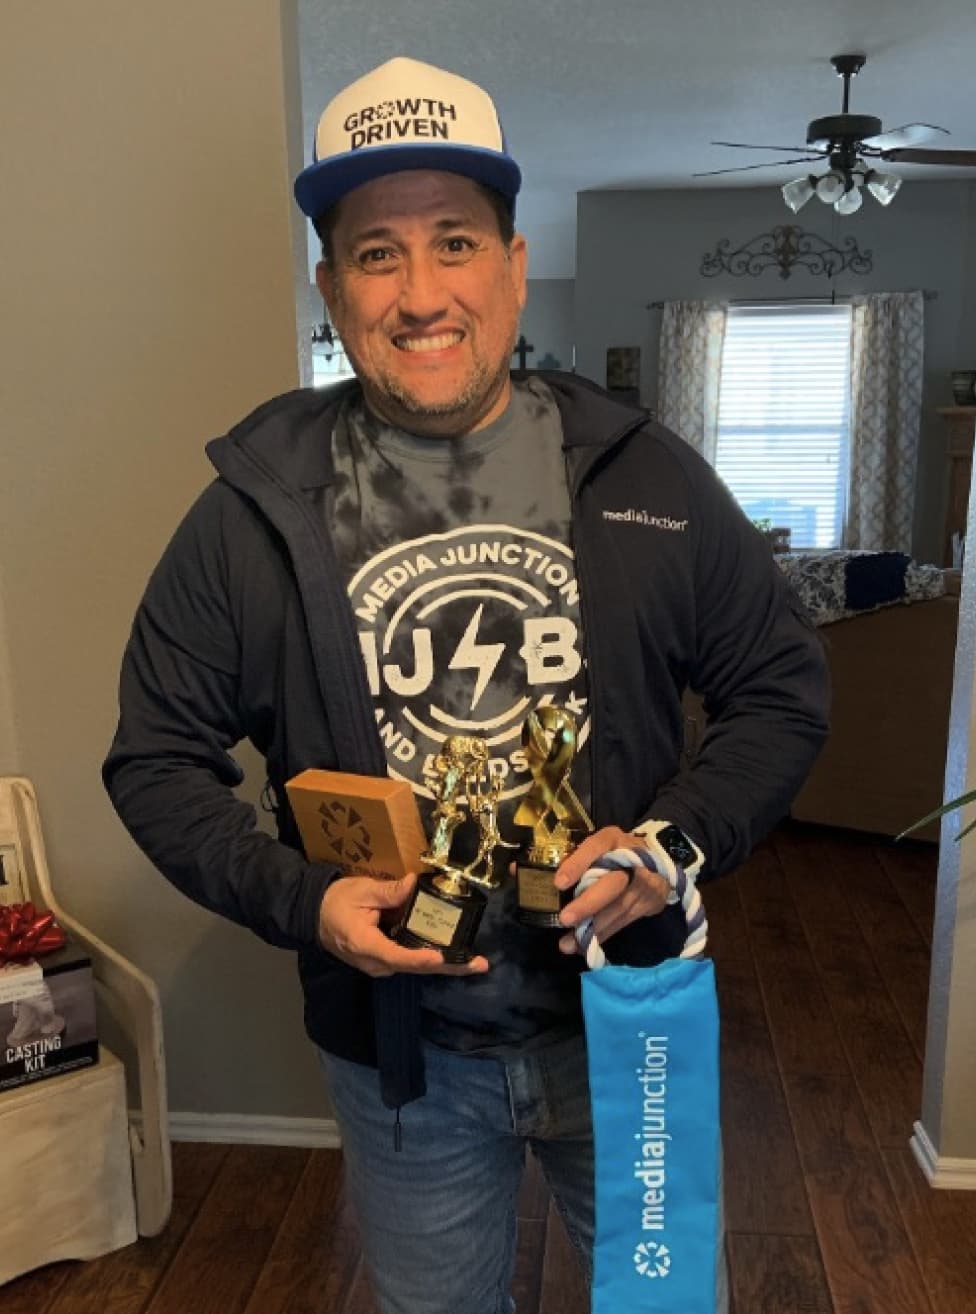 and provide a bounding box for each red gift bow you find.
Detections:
[0,902,67,962]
